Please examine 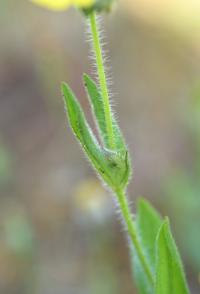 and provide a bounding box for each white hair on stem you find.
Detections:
[85,14,115,113]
